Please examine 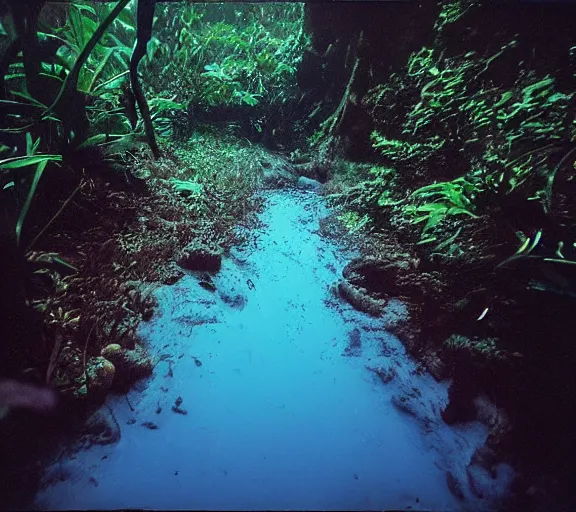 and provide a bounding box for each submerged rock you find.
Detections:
[342,256,407,296]
[342,256,445,303]
[297,176,323,192]
[78,407,121,449]
[100,344,153,389]
[421,350,448,382]
[86,357,116,397]
[337,280,385,316]
[177,242,223,272]
[474,394,512,454]
[261,161,298,188]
